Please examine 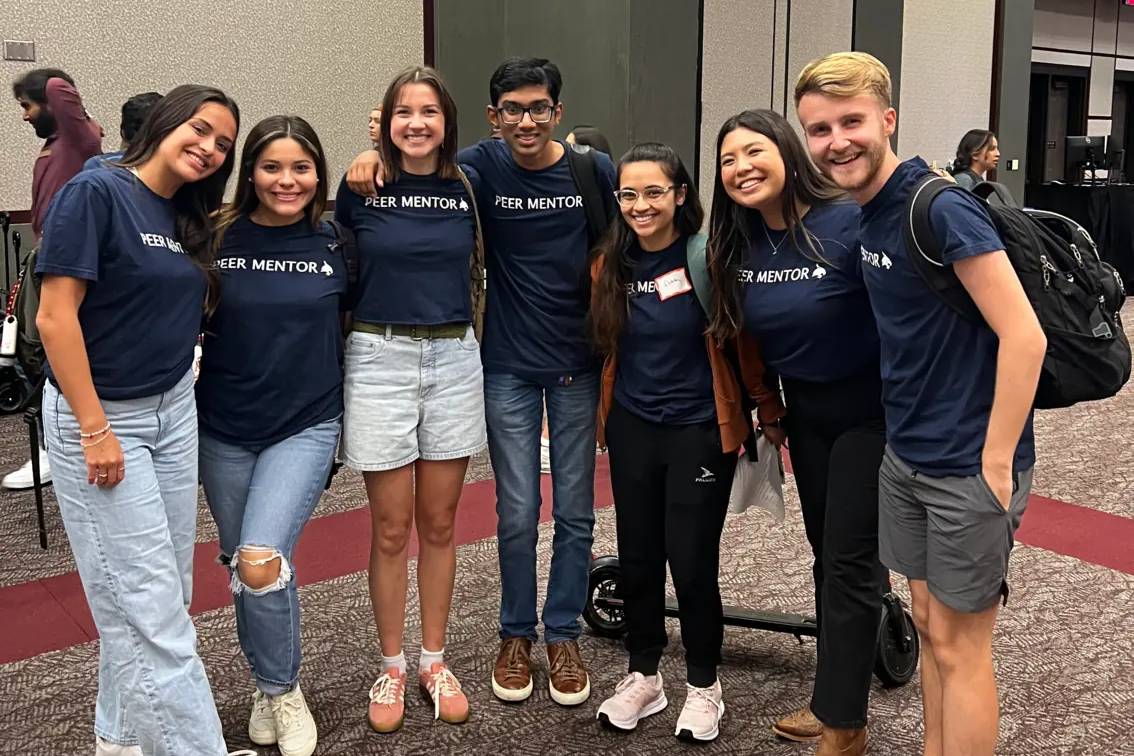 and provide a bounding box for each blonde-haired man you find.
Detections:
[795,51,1046,756]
